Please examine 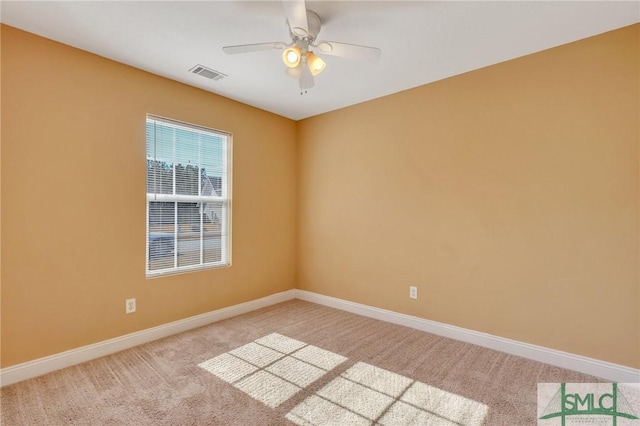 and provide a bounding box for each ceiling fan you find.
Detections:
[222,0,381,91]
